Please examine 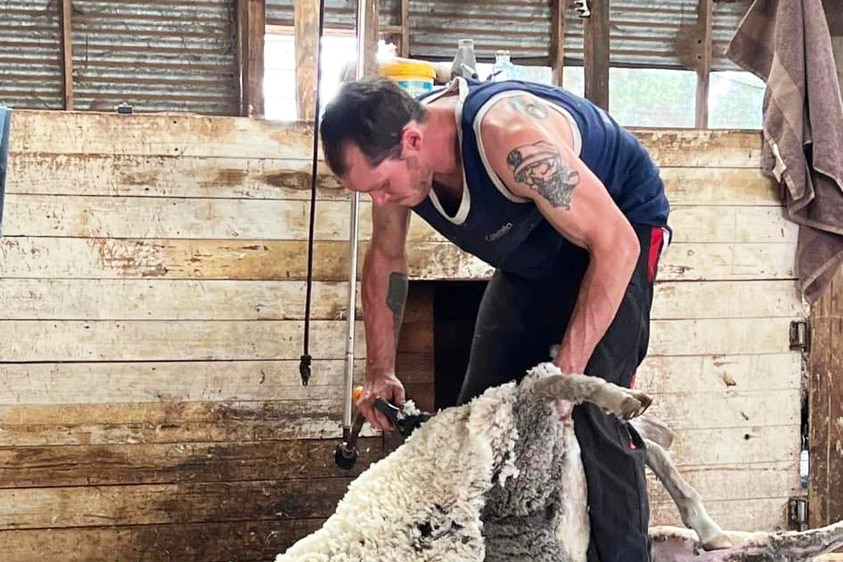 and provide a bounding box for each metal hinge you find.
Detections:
[789,320,810,352]
[788,497,809,531]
